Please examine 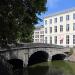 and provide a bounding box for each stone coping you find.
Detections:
[0,43,65,52]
